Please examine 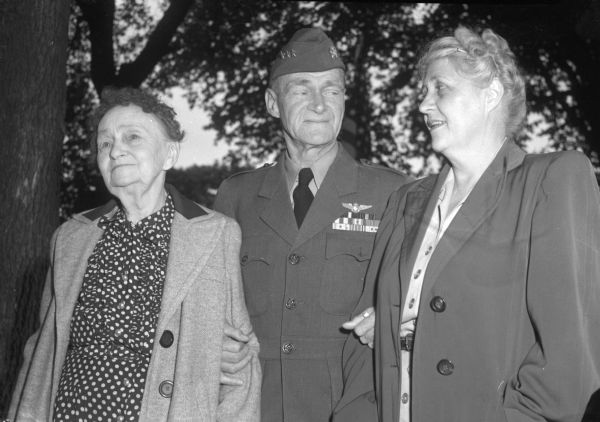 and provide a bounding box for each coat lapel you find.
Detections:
[258,159,298,246]
[157,213,217,334]
[53,220,104,351]
[292,147,358,249]
[398,170,447,313]
[421,142,526,296]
